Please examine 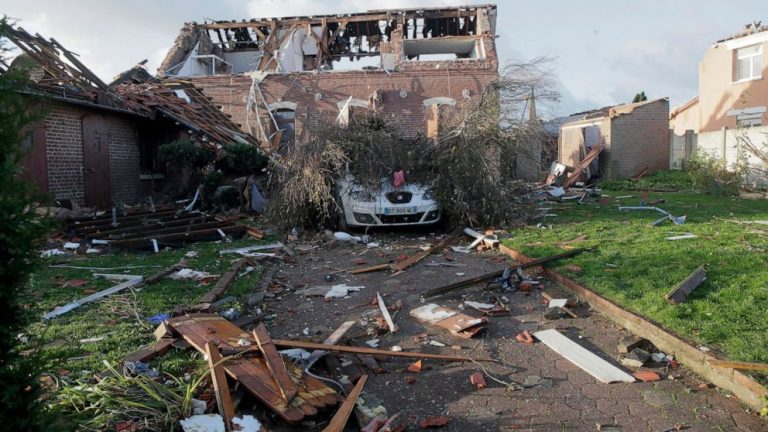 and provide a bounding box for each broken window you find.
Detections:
[424,98,457,139]
[272,109,296,154]
[734,44,762,81]
[403,37,484,61]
